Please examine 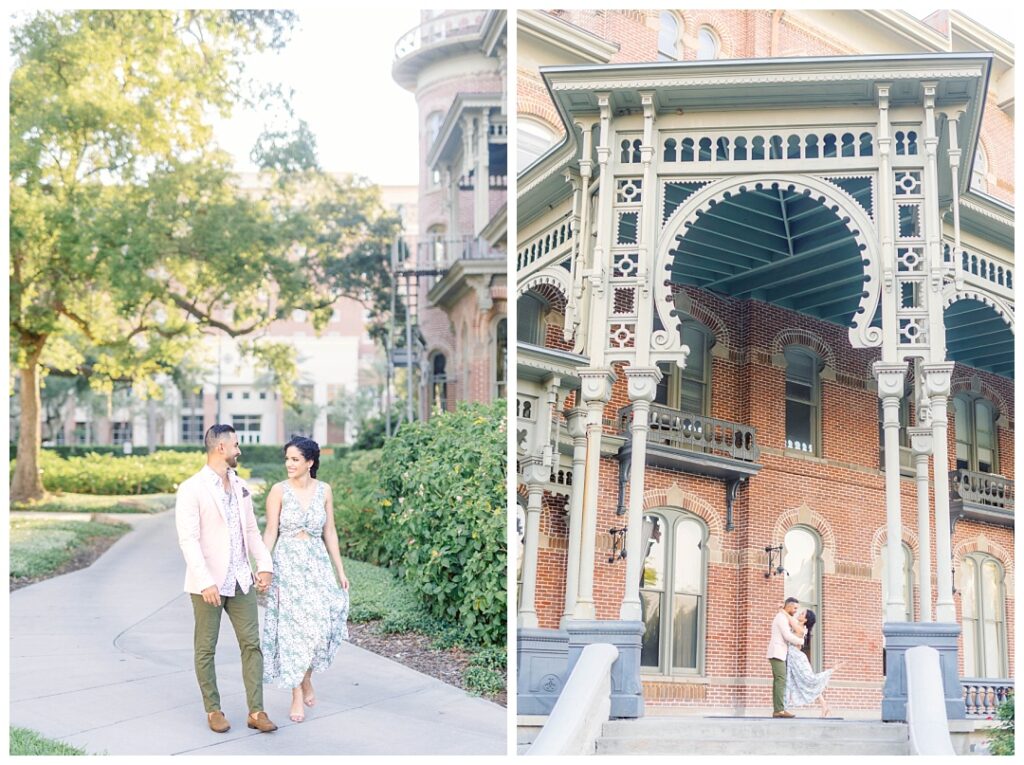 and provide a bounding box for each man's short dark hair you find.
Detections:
[784,597,800,606]
[204,424,236,453]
